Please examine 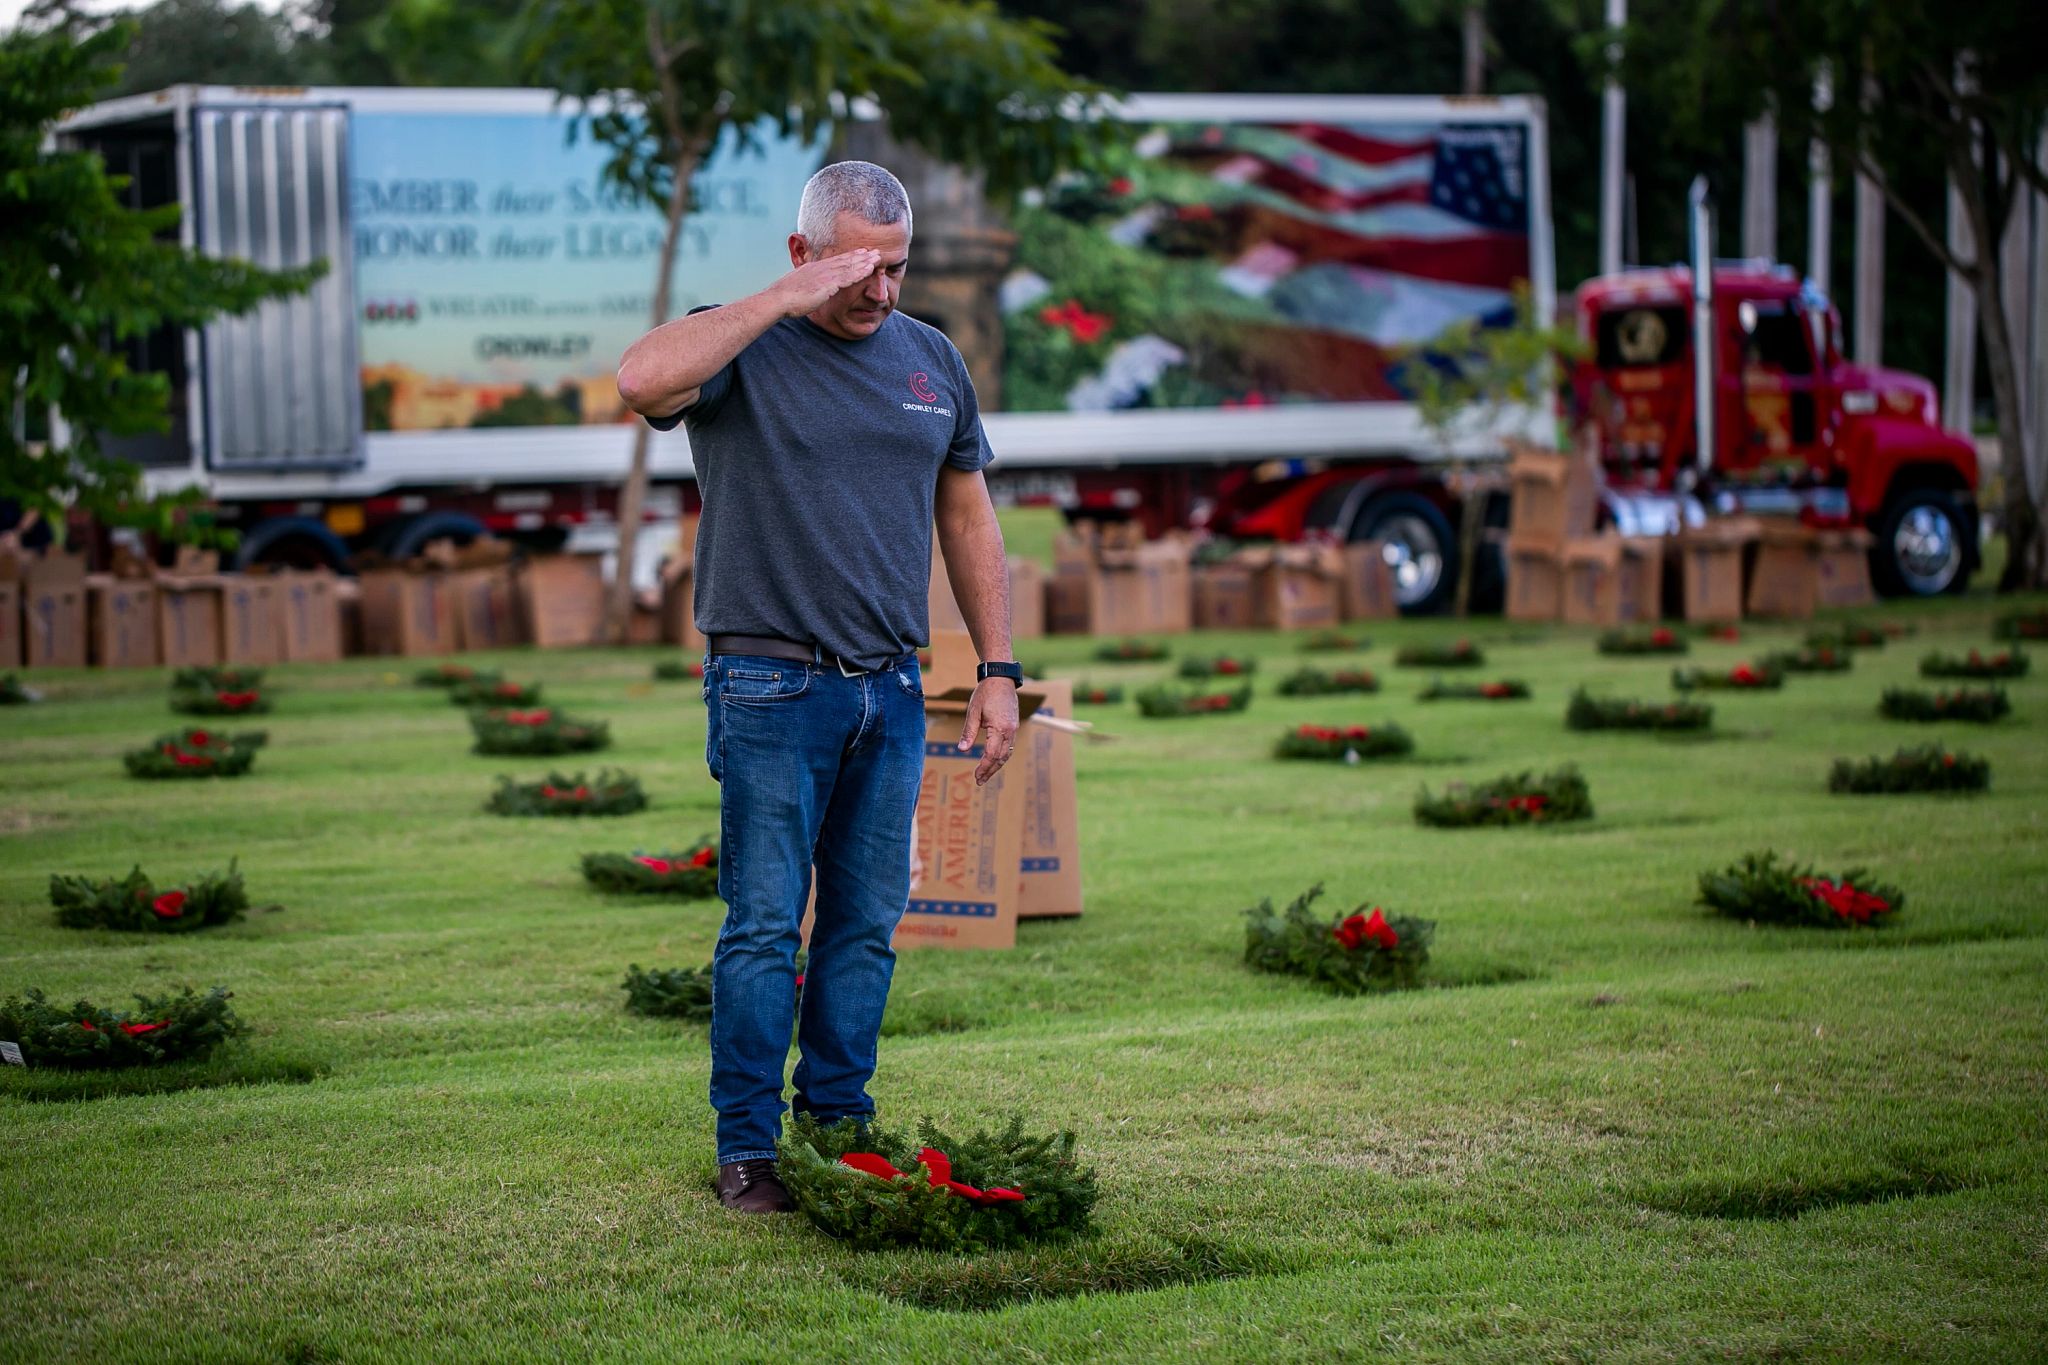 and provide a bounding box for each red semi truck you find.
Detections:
[52,87,1973,609]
